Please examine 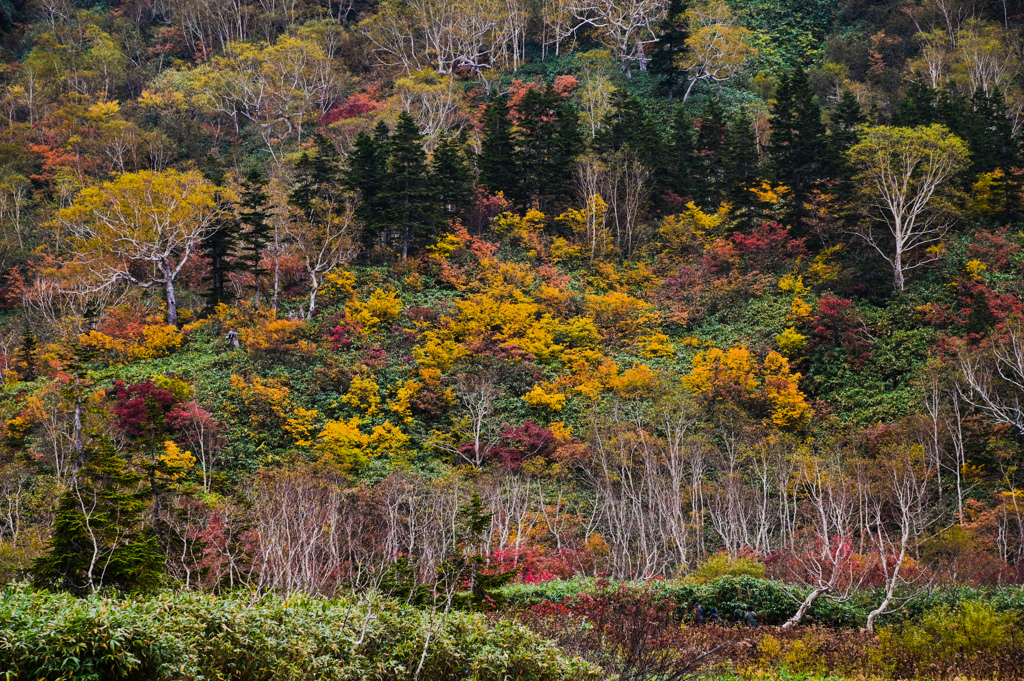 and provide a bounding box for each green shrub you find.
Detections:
[881,600,1024,672]
[683,552,767,585]
[0,587,600,681]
